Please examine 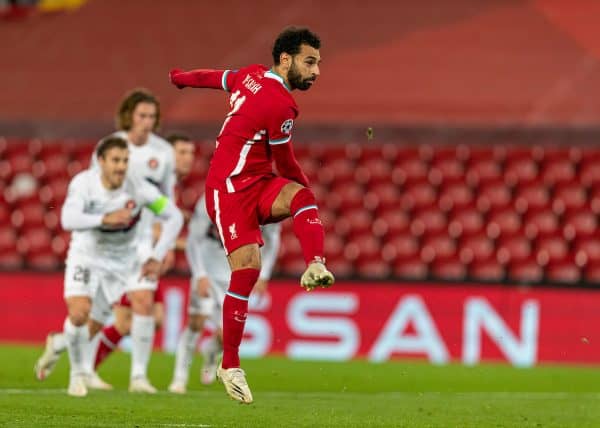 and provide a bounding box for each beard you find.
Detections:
[287,62,315,91]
